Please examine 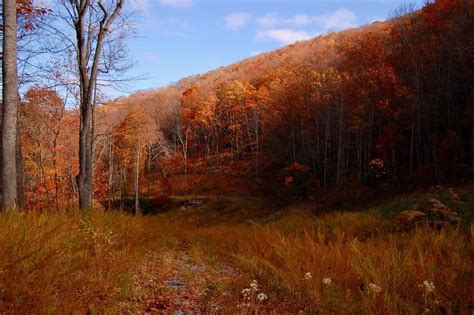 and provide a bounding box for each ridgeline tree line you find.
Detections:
[1,0,473,211]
